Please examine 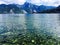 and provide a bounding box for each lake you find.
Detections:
[0,14,60,45]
